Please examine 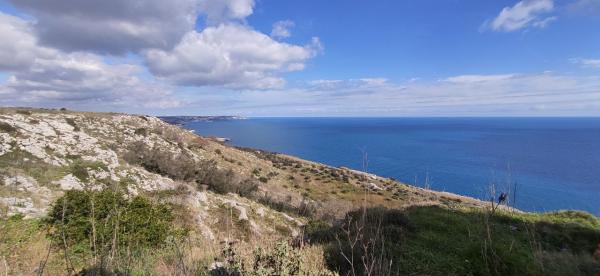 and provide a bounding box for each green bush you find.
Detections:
[45,190,182,252]
[303,220,335,243]
[67,159,108,182]
[0,122,16,133]
[134,128,148,136]
[65,118,80,131]
[16,109,31,115]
